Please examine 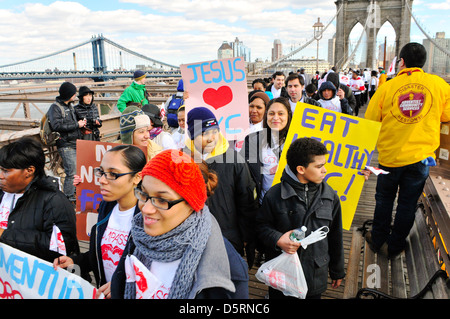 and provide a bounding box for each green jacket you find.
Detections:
[117,81,149,112]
